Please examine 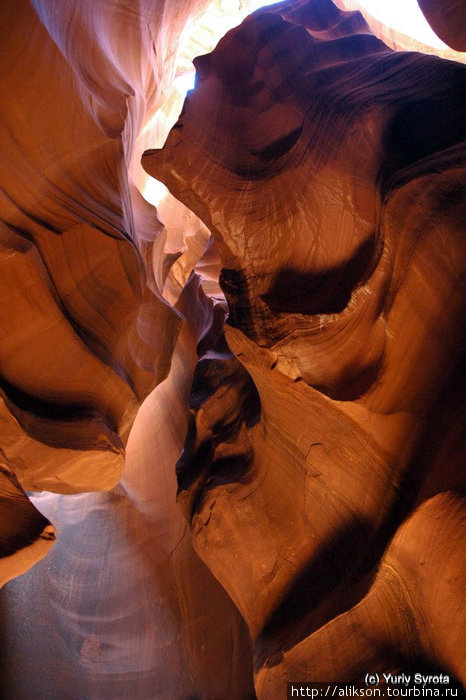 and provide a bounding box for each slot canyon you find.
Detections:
[0,0,465,697]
